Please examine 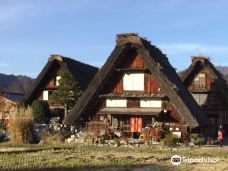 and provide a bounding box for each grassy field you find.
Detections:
[0,143,227,171]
